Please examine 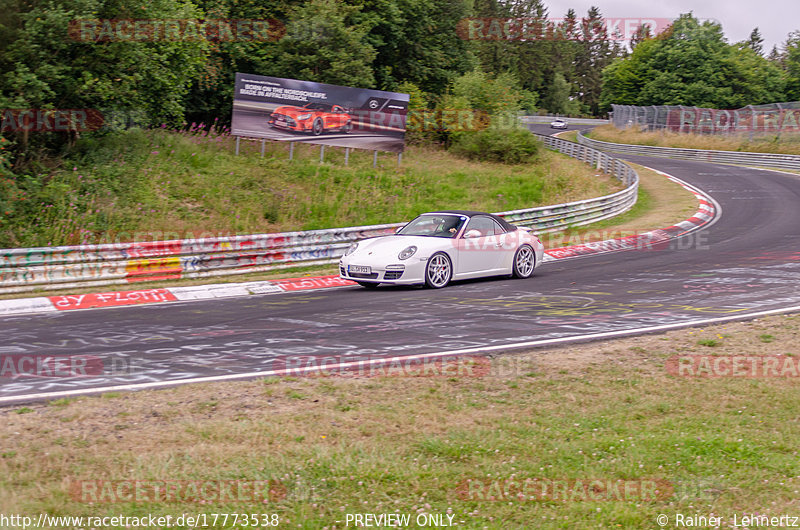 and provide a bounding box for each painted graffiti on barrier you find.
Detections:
[50,289,176,310]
